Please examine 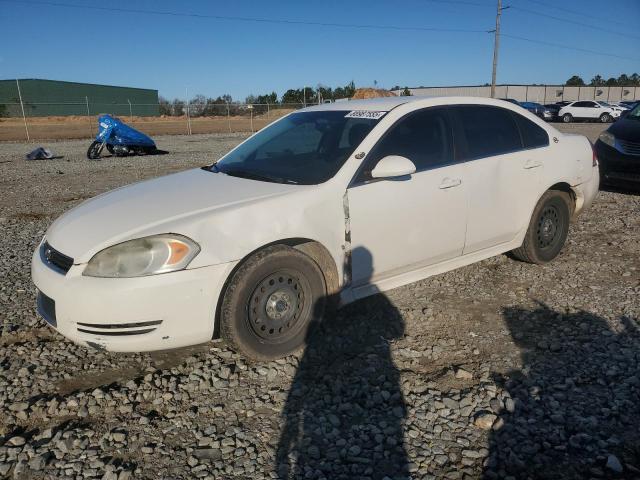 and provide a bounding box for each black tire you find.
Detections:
[511,190,572,264]
[562,113,573,123]
[86,141,104,160]
[599,113,611,123]
[220,245,327,361]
